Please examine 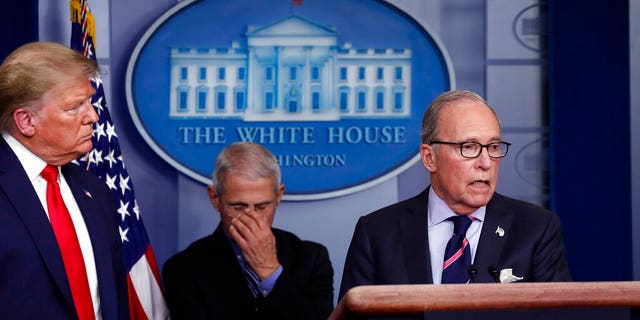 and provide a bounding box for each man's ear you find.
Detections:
[207,185,221,212]
[12,108,37,137]
[275,183,285,207]
[420,143,437,173]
